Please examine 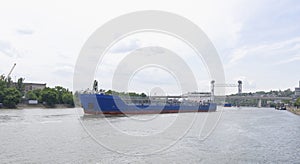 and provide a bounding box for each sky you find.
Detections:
[0,0,300,94]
